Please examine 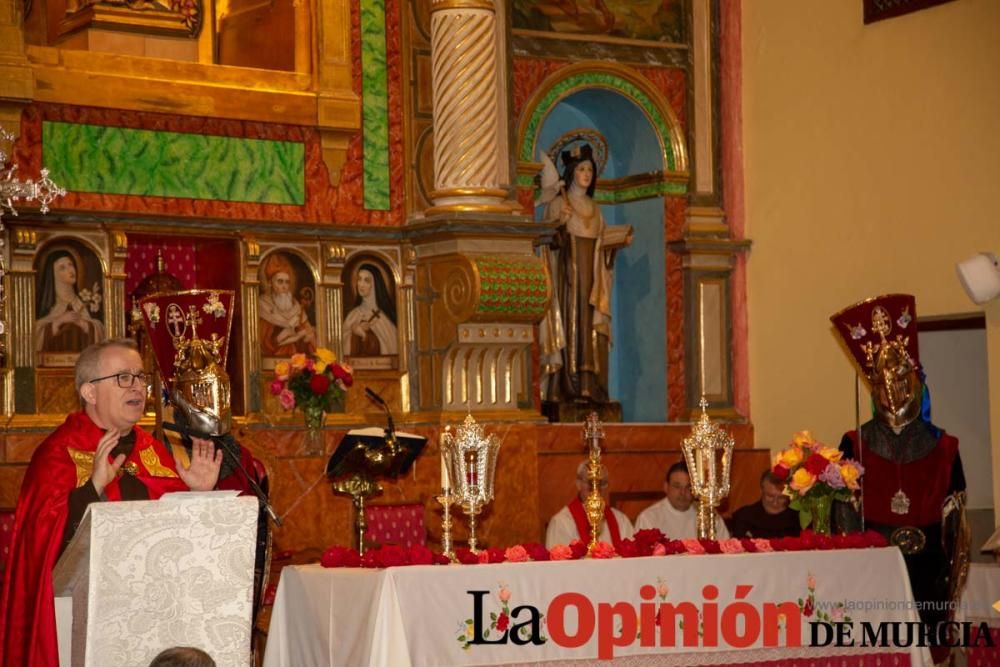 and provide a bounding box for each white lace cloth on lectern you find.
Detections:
[86,495,257,667]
